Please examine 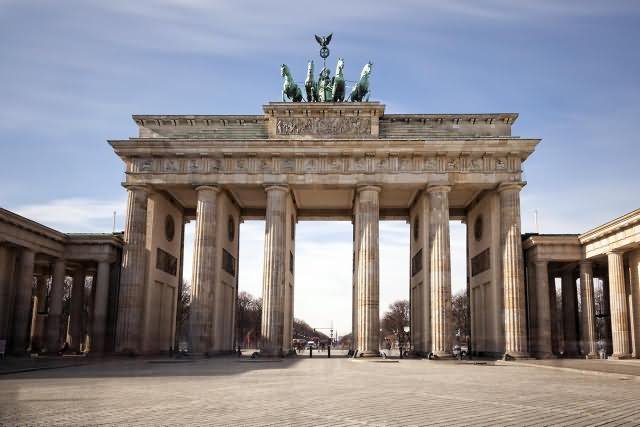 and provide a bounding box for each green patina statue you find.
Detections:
[280,35,373,103]
[305,60,318,102]
[348,62,372,102]
[331,58,345,102]
[281,64,303,102]
[317,66,332,102]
